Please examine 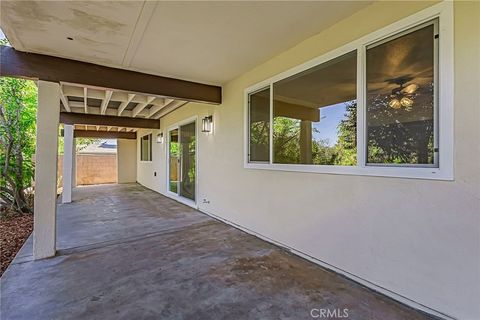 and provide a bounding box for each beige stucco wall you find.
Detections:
[117,139,137,183]
[137,2,480,319]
